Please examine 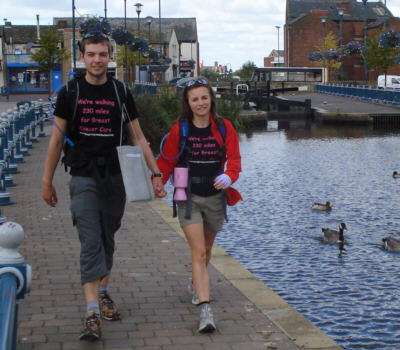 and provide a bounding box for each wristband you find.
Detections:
[215,174,231,187]
[152,173,163,178]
